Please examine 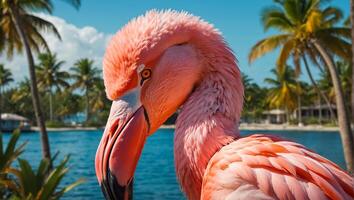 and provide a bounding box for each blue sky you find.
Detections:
[4,0,350,85]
